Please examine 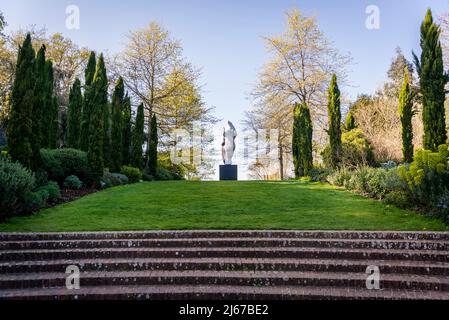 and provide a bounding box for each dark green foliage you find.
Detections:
[398,68,415,163]
[37,181,61,203]
[7,34,36,169]
[31,46,46,165]
[345,111,356,131]
[79,51,96,152]
[40,148,93,186]
[21,189,48,214]
[431,190,449,224]
[67,78,82,148]
[103,102,111,169]
[308,168,333,183]
[292,103,313,178]
[121,94,132,166]
[413,9,449,151]
[41,61,58,149]
[327,74,342,168]
[121,165,142,183]
[87,54,108,181]
[155,167,184,181]
[110,77,124,172]
[0,157,36,220]
[63,175,83,190]
[131,103,144,170]
[147,114,158,176]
